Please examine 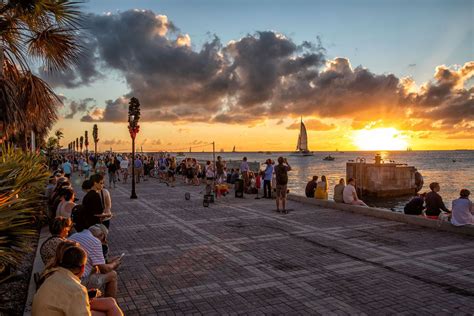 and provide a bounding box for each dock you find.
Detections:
[25,176,474,315]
